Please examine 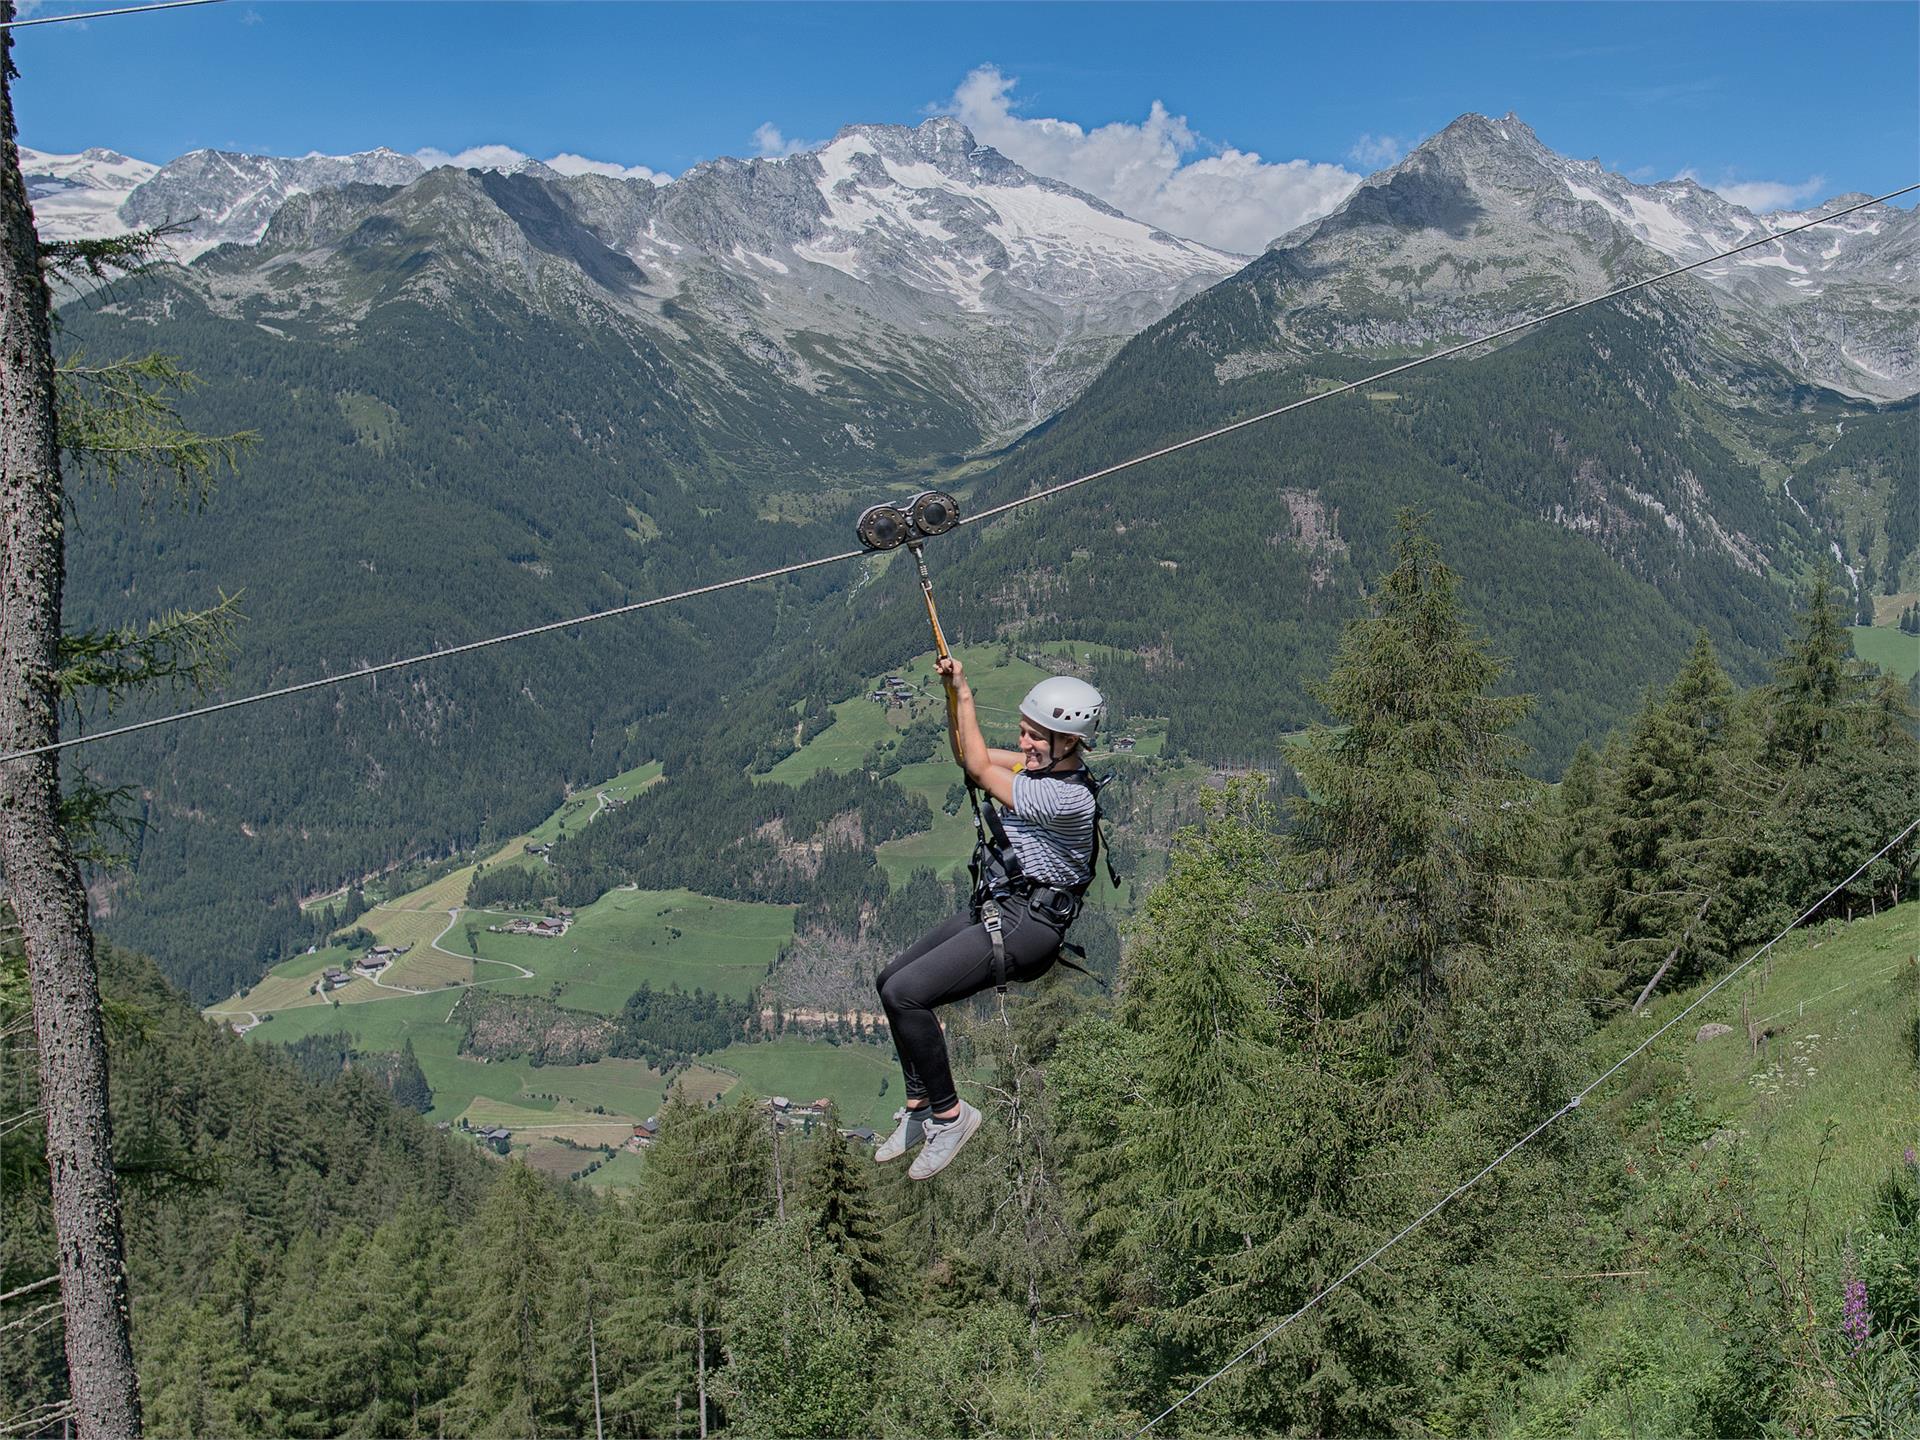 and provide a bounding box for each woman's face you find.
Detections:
[1018,717,1069,771]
